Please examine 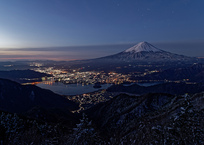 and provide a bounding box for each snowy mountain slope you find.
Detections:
[94,41,196,62]
[124,41,163,53]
